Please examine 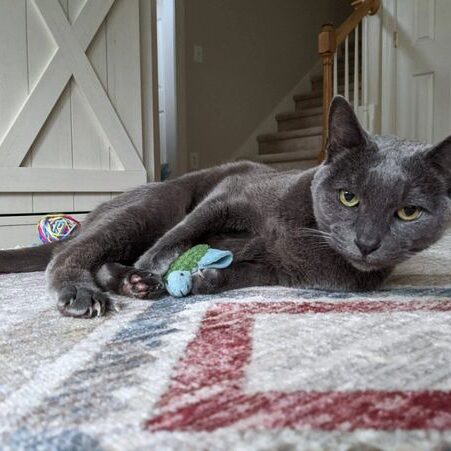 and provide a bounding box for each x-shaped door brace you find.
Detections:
[0,0,144,171]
